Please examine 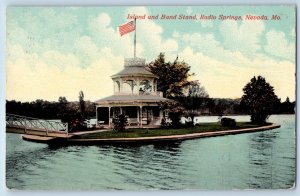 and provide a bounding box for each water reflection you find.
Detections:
[246,131,277,189]
[6,144,58,189]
